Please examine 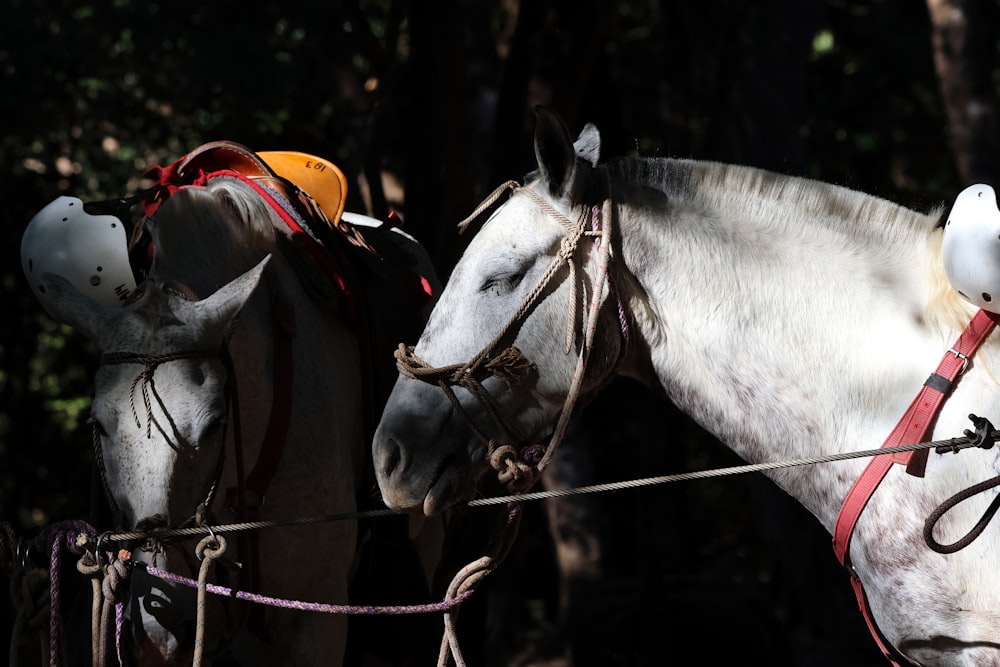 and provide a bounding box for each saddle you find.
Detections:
[163,140,373,253]
[142,138,434,421]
